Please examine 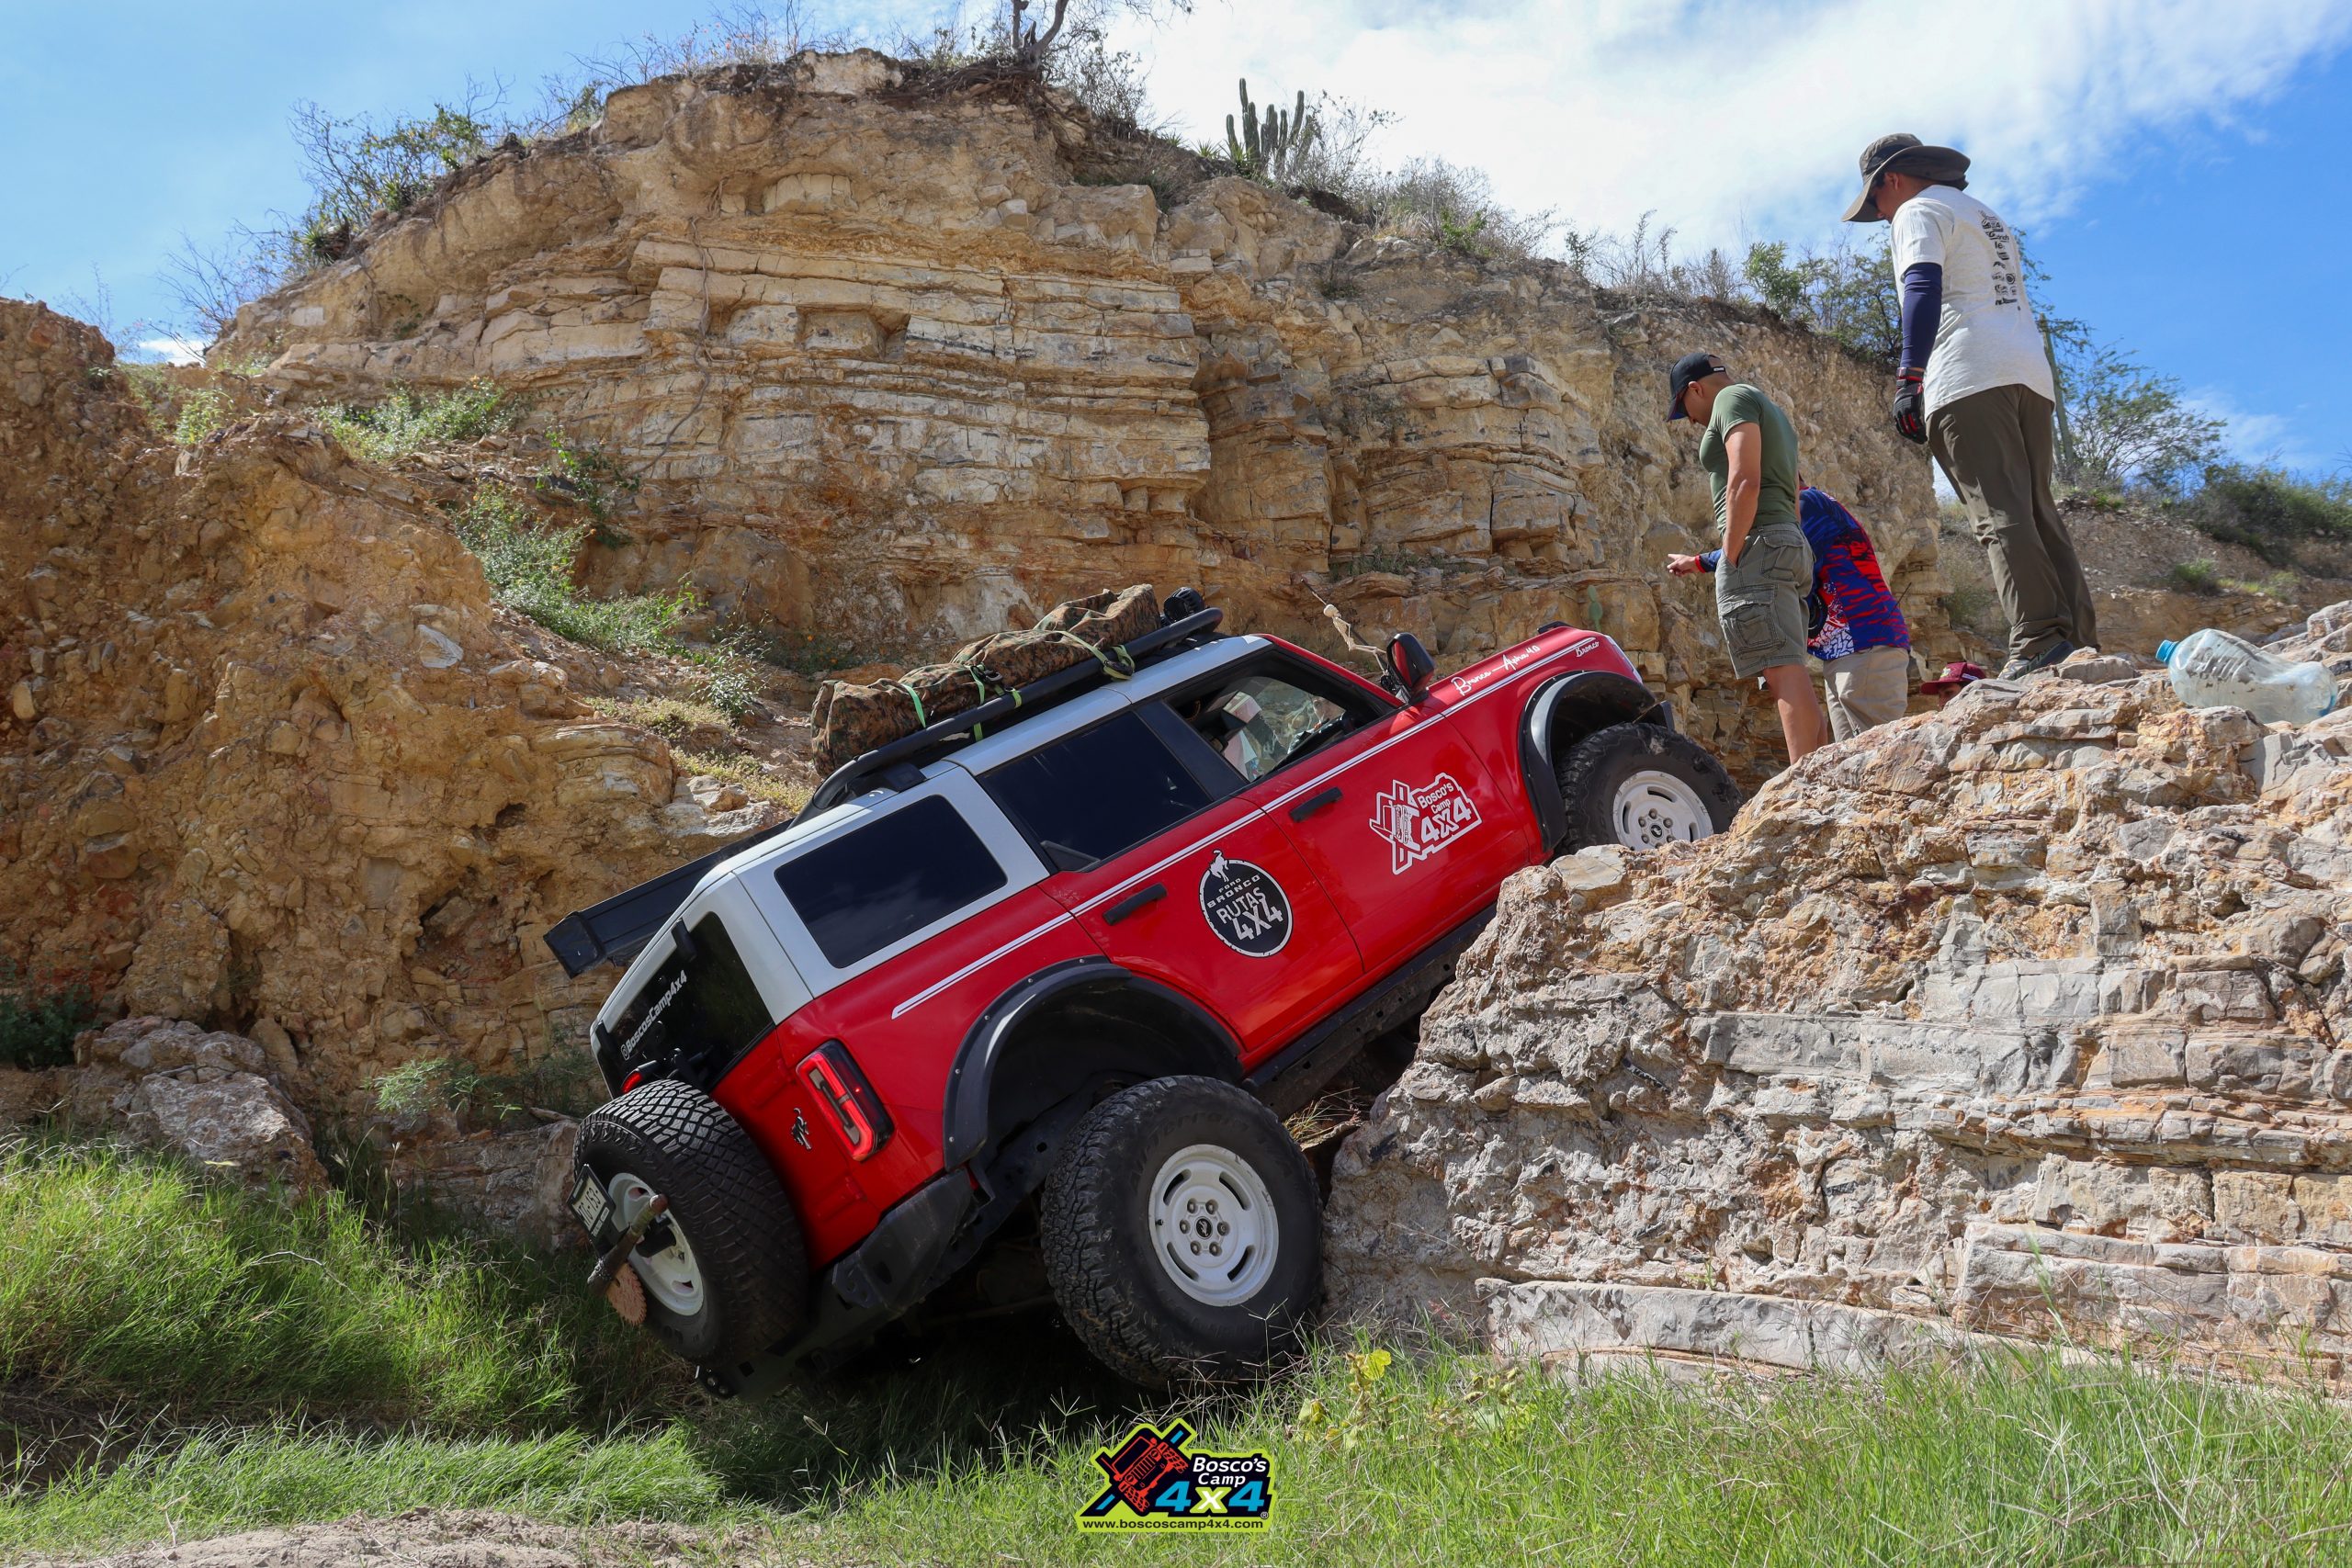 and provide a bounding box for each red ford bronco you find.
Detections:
[546,591,1739,1393]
